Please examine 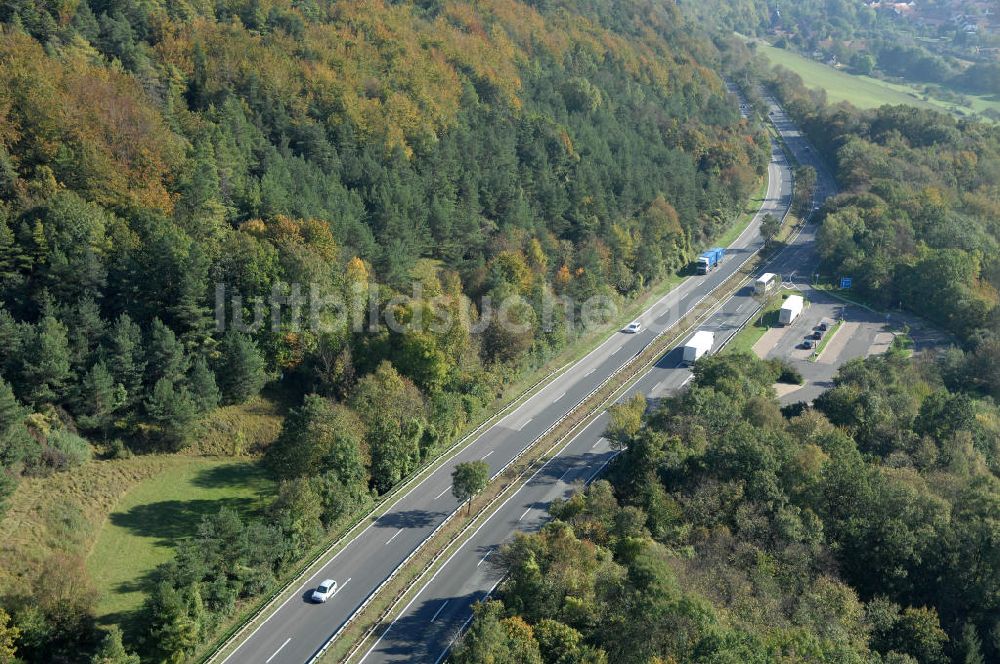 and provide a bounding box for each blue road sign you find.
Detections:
[840,277,852,289]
